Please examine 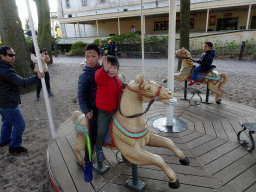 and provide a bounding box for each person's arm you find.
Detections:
[95,56,110,87]
[197,53,212,67]
[31,54,39,72]
[78,72,90,115]
[5,69,43,88]
[44,55,50,63]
